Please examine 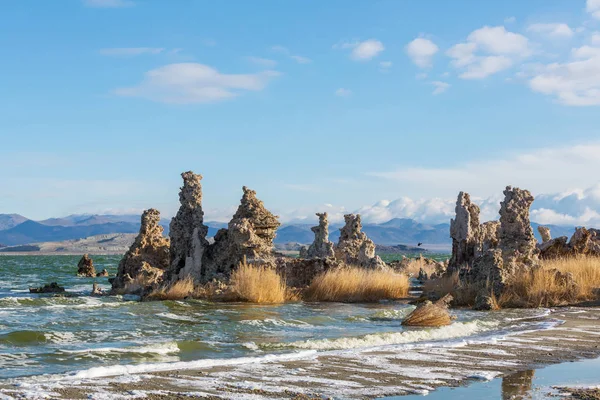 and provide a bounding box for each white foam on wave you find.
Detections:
[240,318,313,329]
[265,320,500,351]
[156,312,197,322]
[61,342,180,356]
[68,350,317,380]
